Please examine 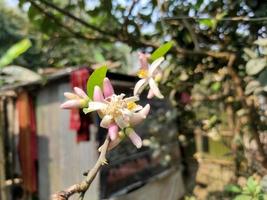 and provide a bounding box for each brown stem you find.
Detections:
[226,54,267,166]
[51,135,110,200]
